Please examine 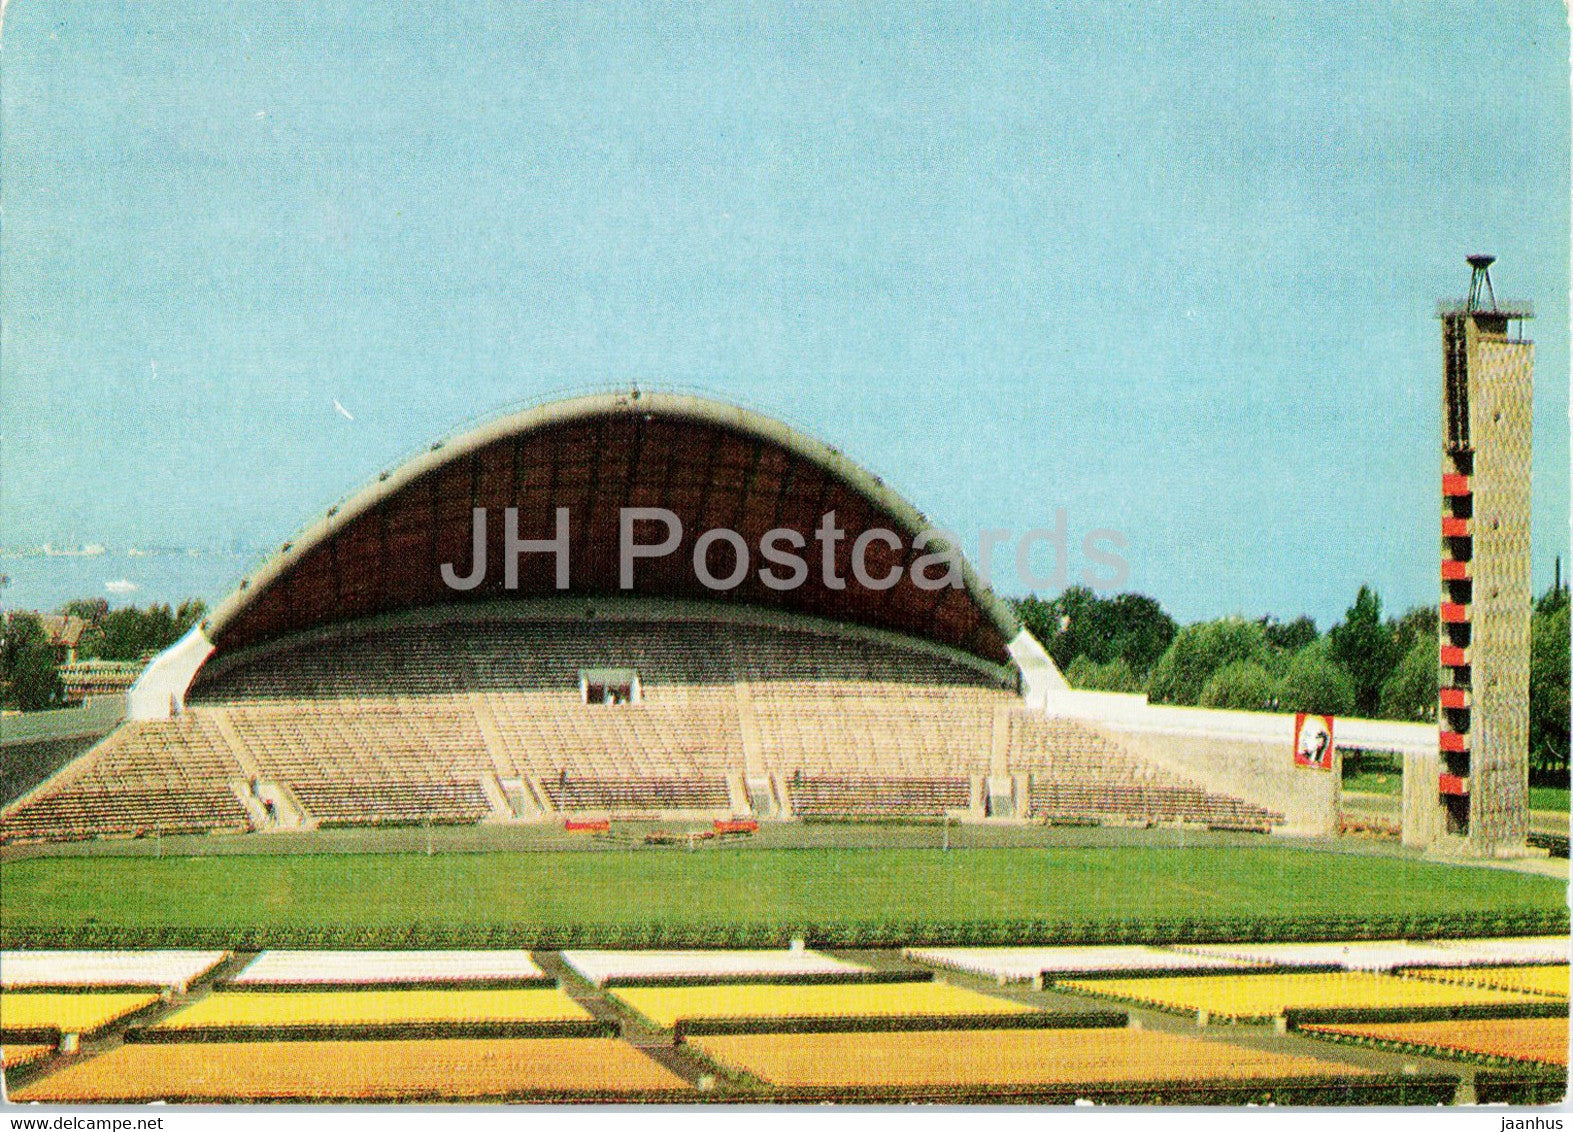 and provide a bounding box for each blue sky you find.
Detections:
[2,1,1567,627]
